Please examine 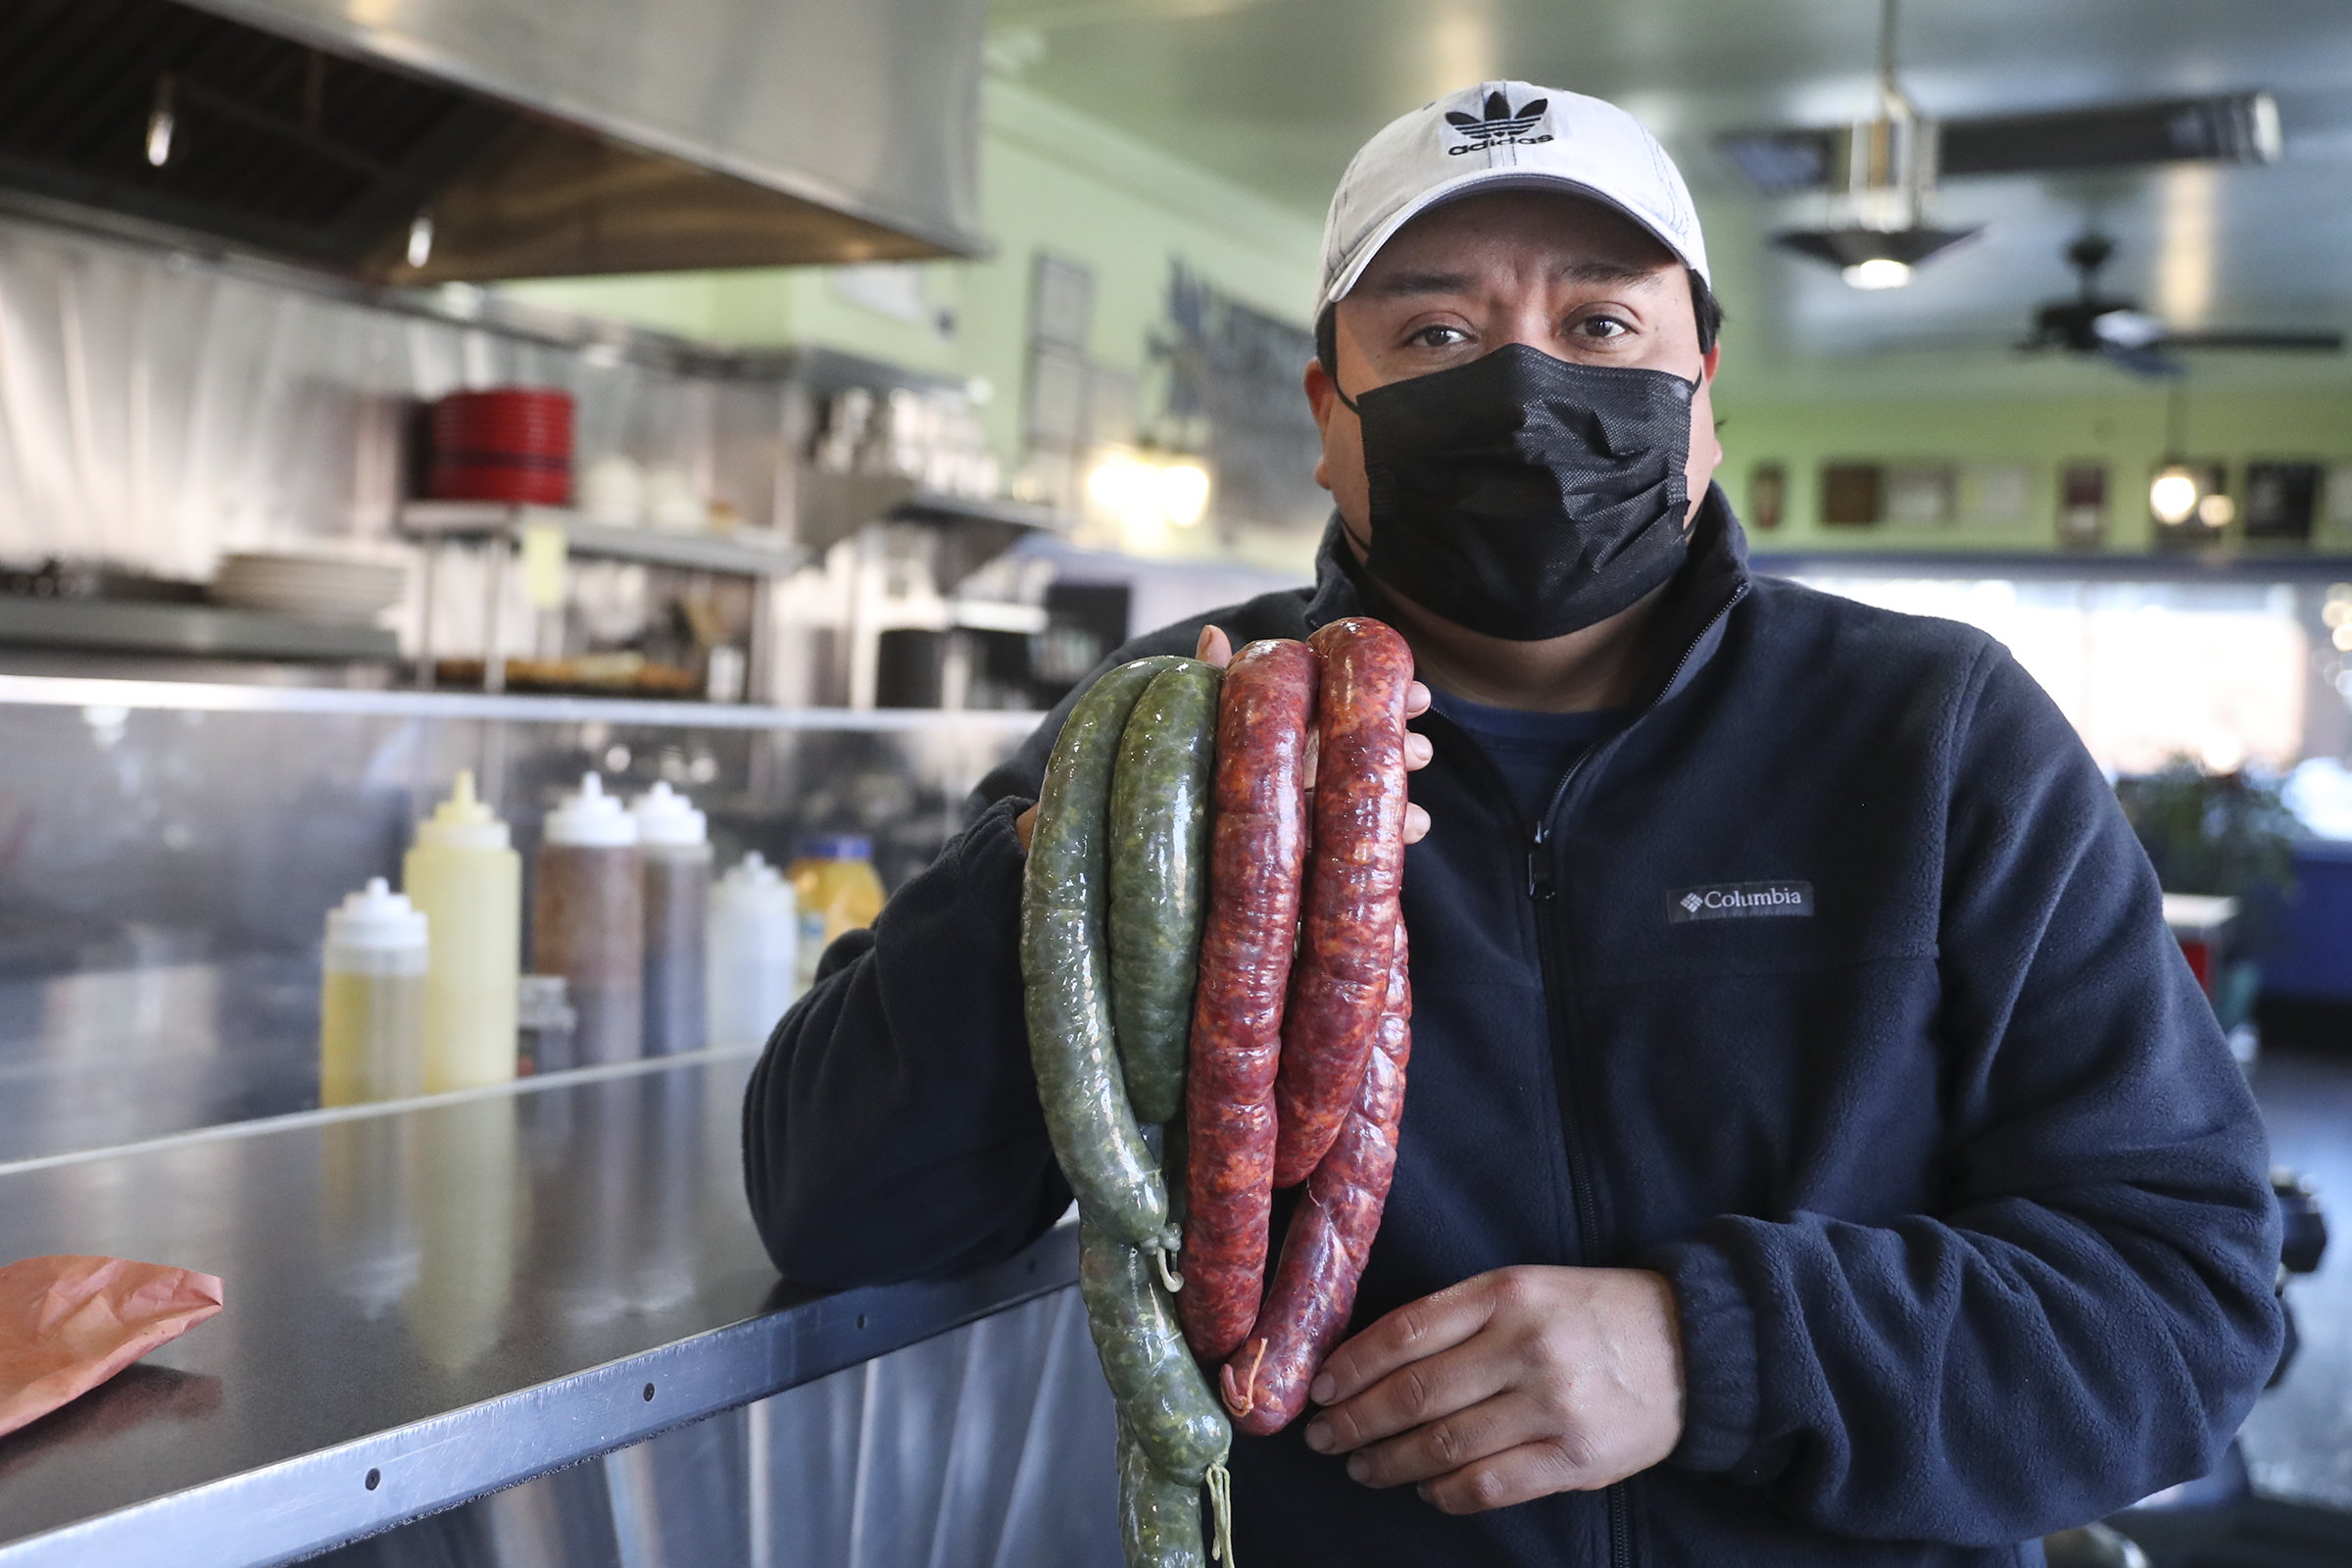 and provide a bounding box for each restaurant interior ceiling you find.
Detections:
[985,0,2352,397]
